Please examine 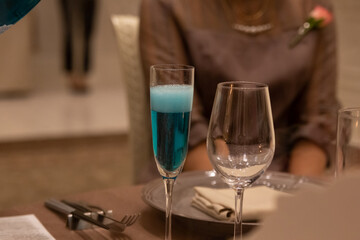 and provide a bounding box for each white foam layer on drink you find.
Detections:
[150,85,193,113]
